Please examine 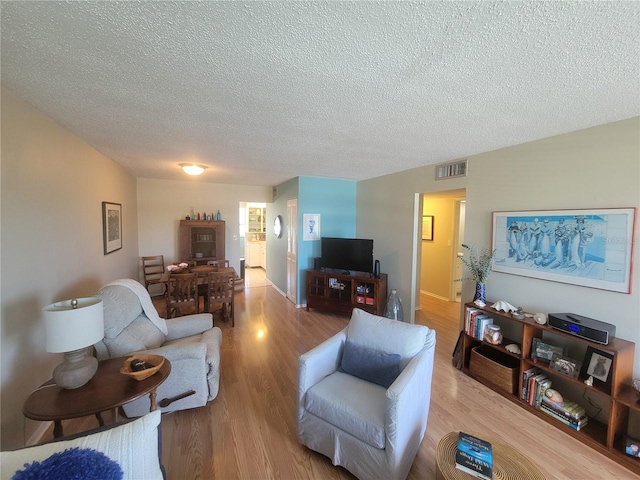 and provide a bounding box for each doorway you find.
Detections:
[419,189,466,305]
[239,202,267,282]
